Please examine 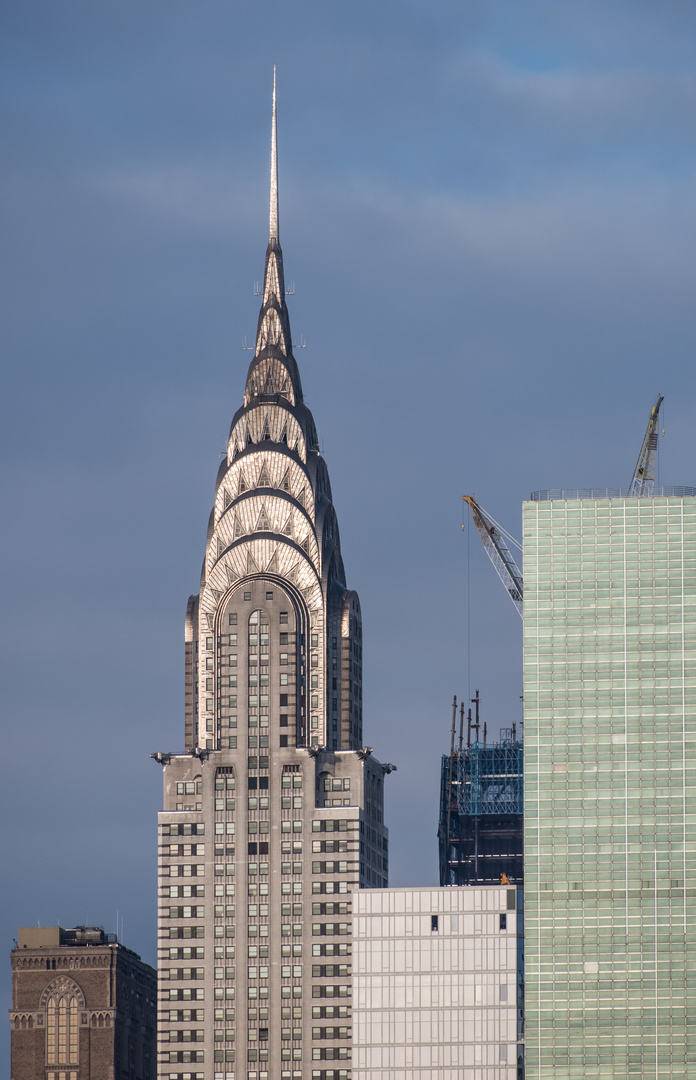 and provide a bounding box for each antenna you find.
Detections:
[242,335,254,351]
[471,689,480,744]
[458,700,465,753]
[254,281,262,296]
[285,280,295,296]
[293,334,307,349]
[450,695,457,757]
[269,65,278,242]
